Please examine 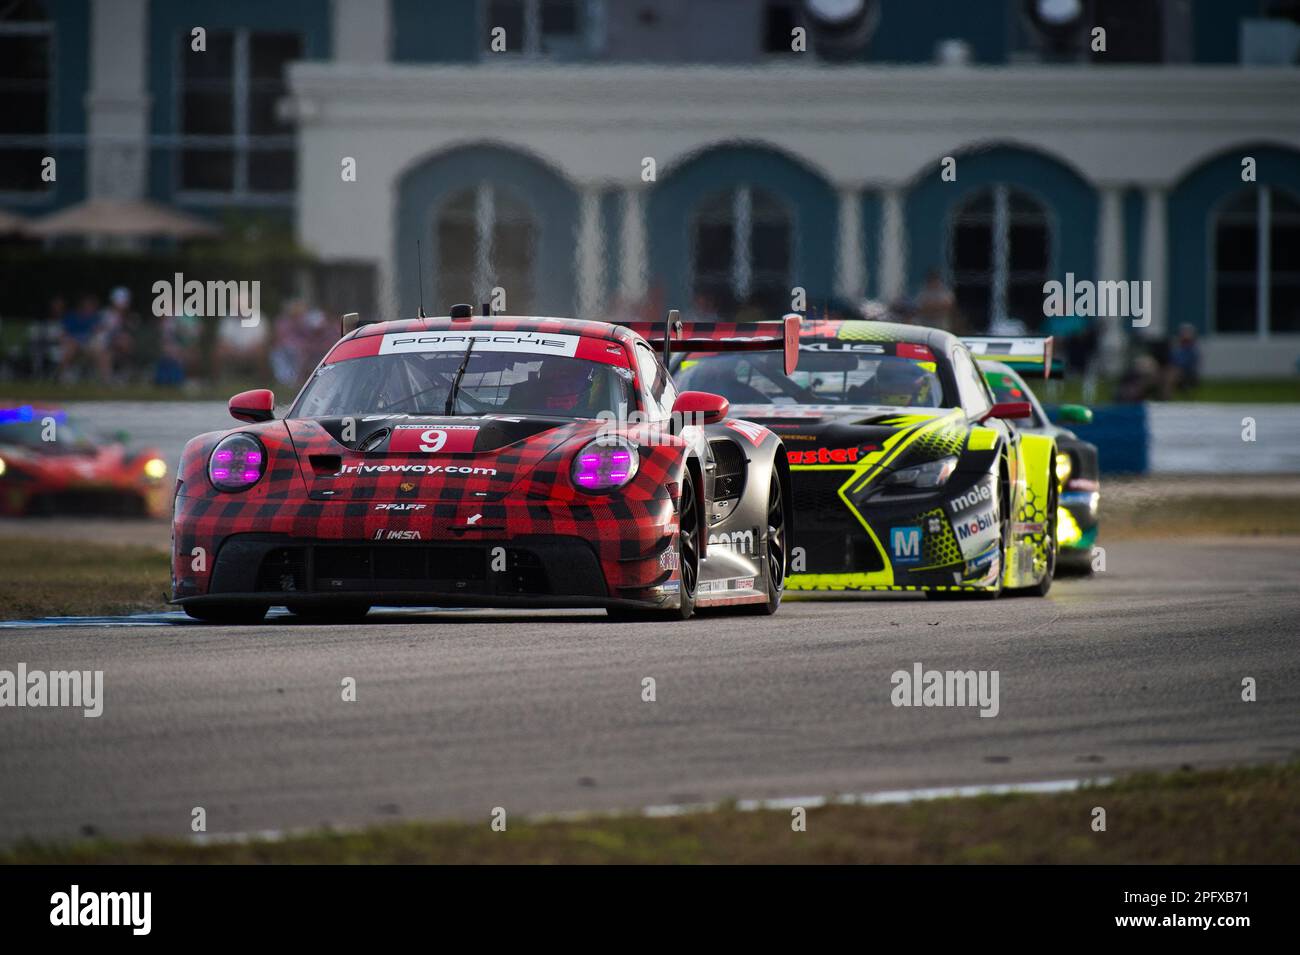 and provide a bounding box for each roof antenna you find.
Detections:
[416,239,427,318]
